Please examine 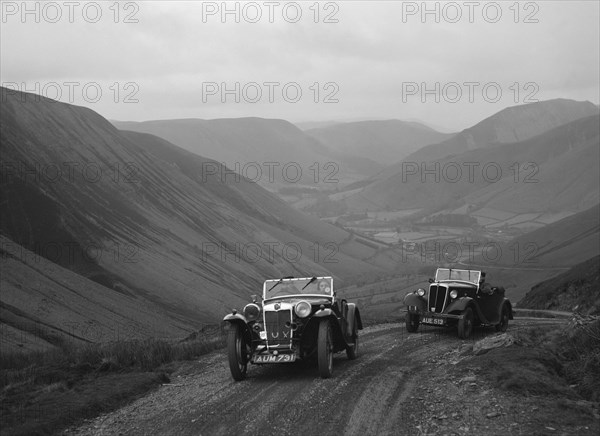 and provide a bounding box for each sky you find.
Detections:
[1,0,599,131]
